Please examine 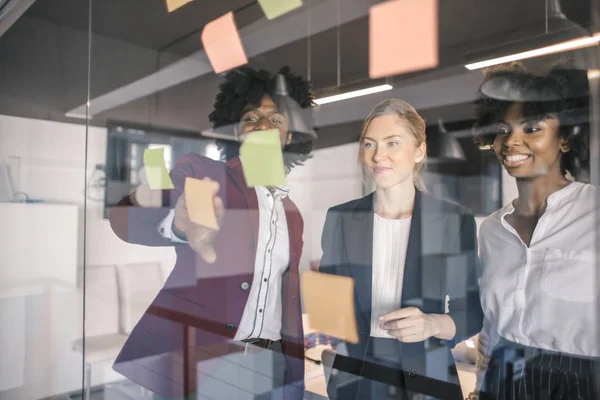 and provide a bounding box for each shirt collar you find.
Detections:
[261,185,291,199]
[545,181,582,207]
[502,181,583,217]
